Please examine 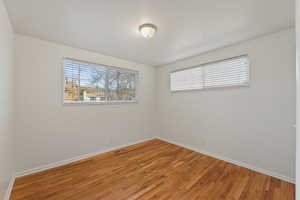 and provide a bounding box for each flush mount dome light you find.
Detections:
[139,23,157,39]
